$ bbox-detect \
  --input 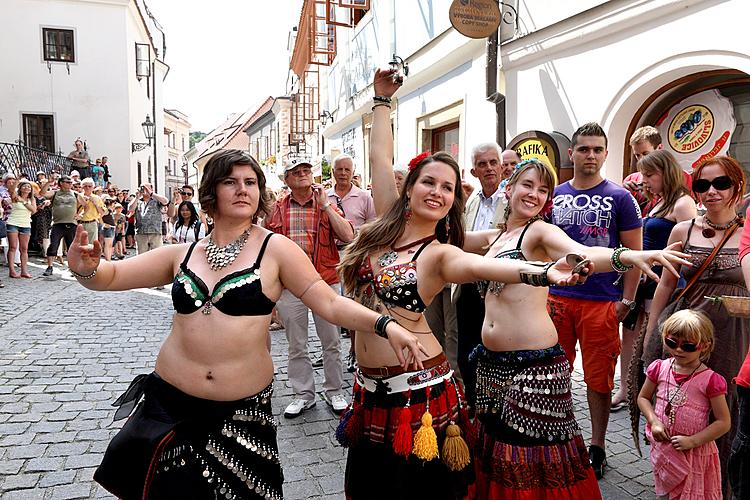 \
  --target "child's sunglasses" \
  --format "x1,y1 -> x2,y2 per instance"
692,175 -> 733,193
664,336 -> 701,352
